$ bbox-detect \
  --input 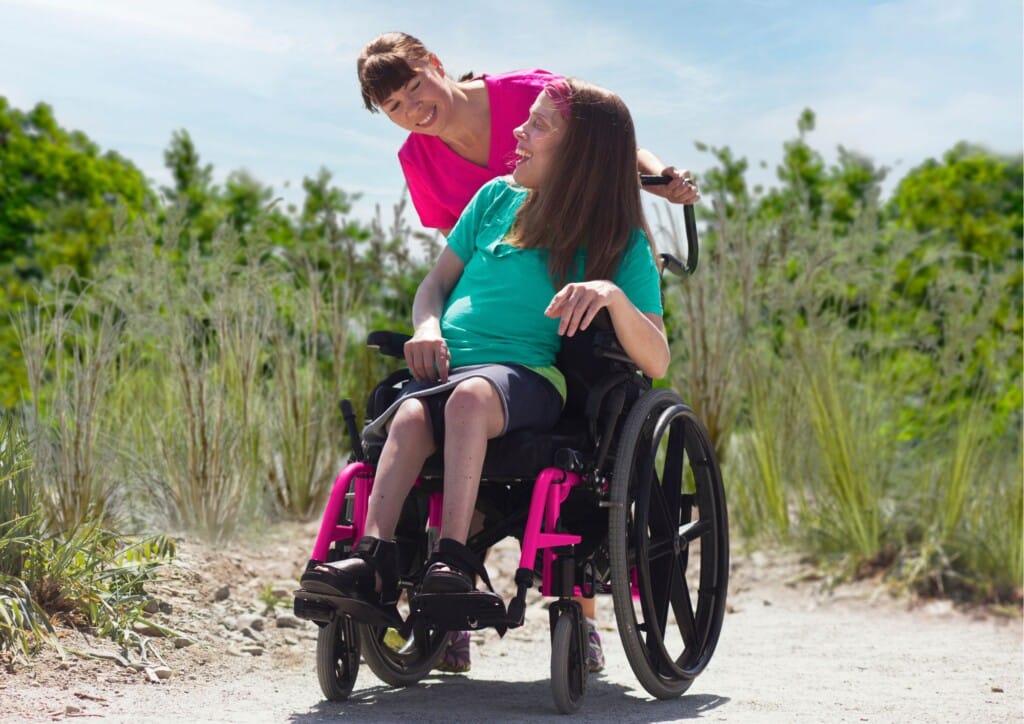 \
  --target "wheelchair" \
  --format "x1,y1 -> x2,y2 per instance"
293,202 -> 729,714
